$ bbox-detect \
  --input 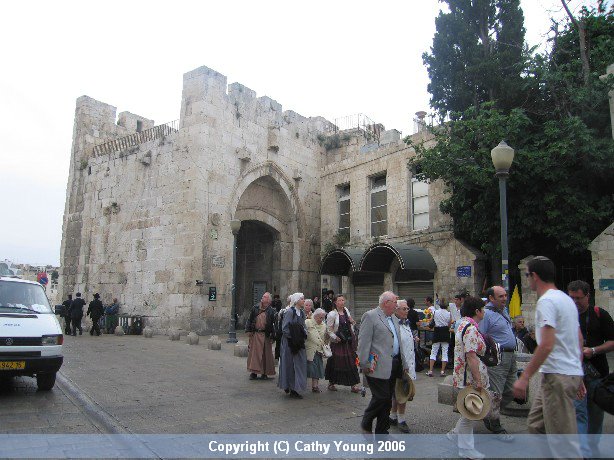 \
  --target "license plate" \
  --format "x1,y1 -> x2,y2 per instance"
0,361 -> 26,370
